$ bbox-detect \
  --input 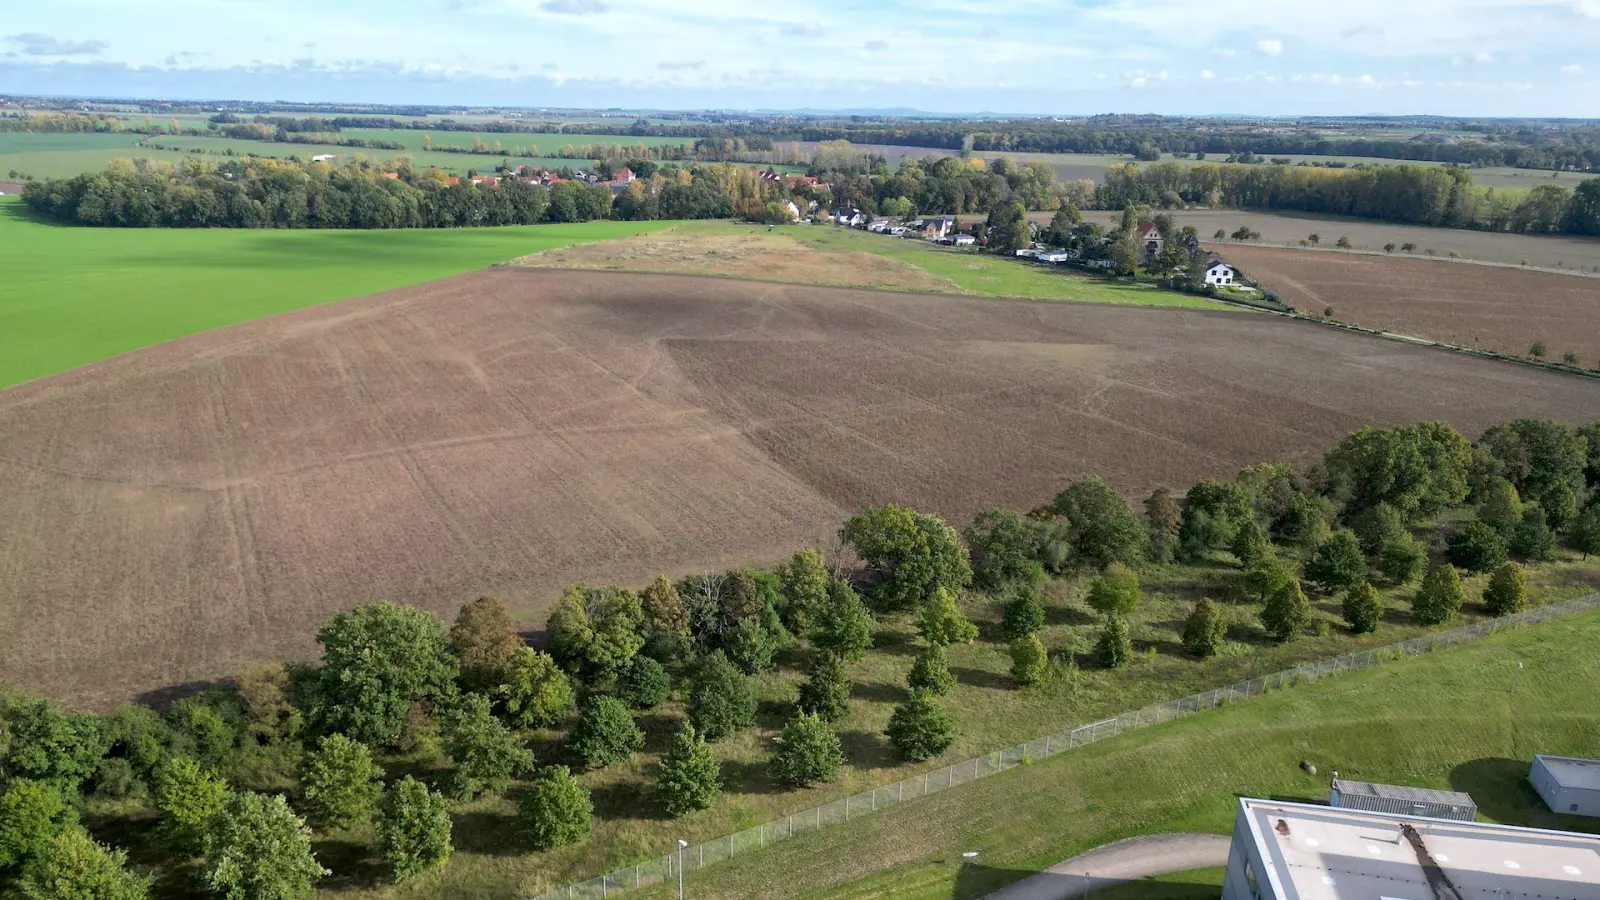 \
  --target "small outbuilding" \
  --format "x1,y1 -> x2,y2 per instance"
1530,755 -> 1600,817
1327,778 -> 1477,822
